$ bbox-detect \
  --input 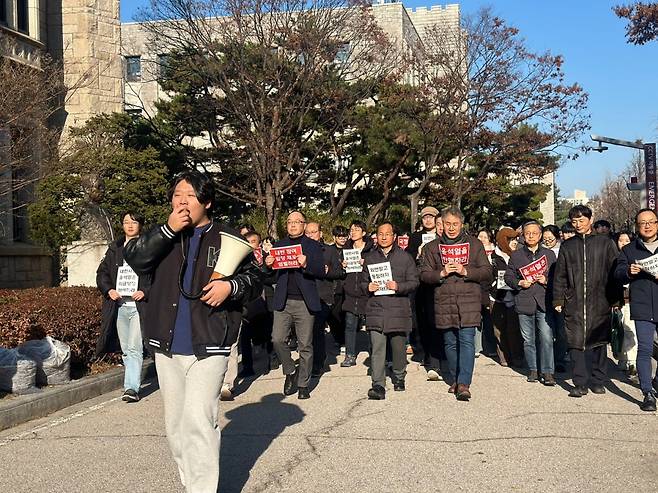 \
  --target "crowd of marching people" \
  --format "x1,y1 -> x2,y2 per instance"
94,171 -> 658,492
